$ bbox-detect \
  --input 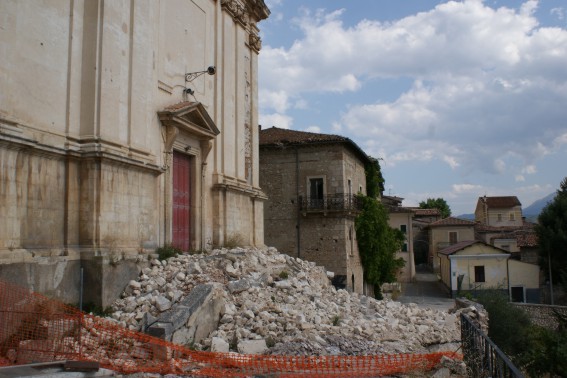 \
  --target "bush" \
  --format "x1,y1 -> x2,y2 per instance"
223,233 -> 244,249
476,291 -> 531,358
155,244 -> 182,261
